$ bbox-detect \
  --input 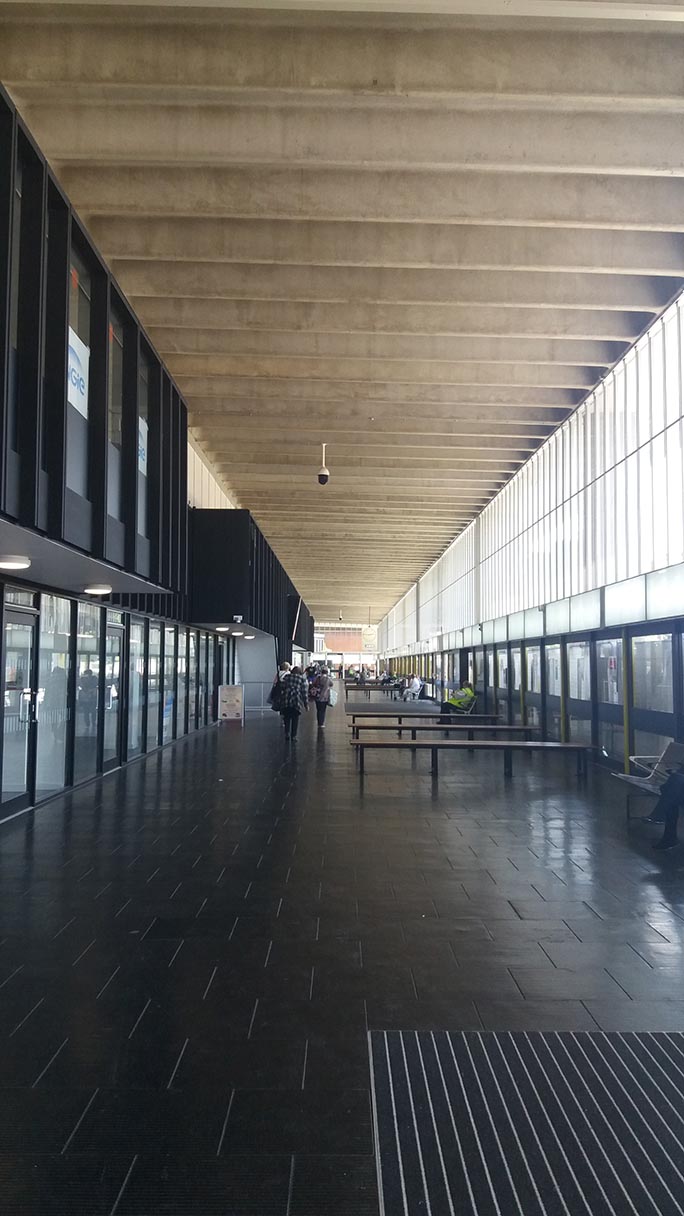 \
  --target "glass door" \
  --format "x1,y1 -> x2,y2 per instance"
103,623 -> 123,771
1,610 -> 38,811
